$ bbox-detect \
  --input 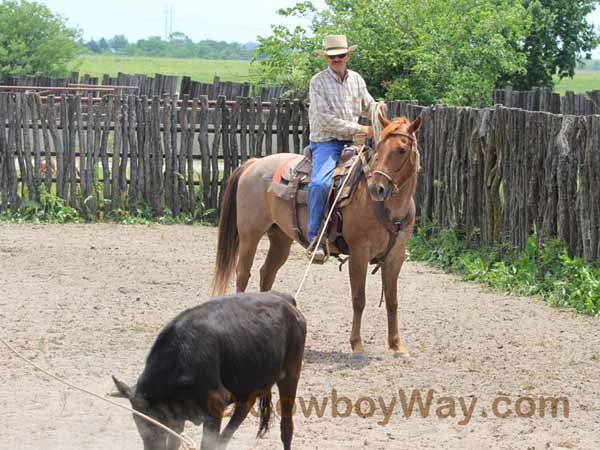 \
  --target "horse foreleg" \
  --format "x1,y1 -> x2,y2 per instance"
381,243 -> 409,357
348,250 -> 369,355
259,226 -> 292,292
